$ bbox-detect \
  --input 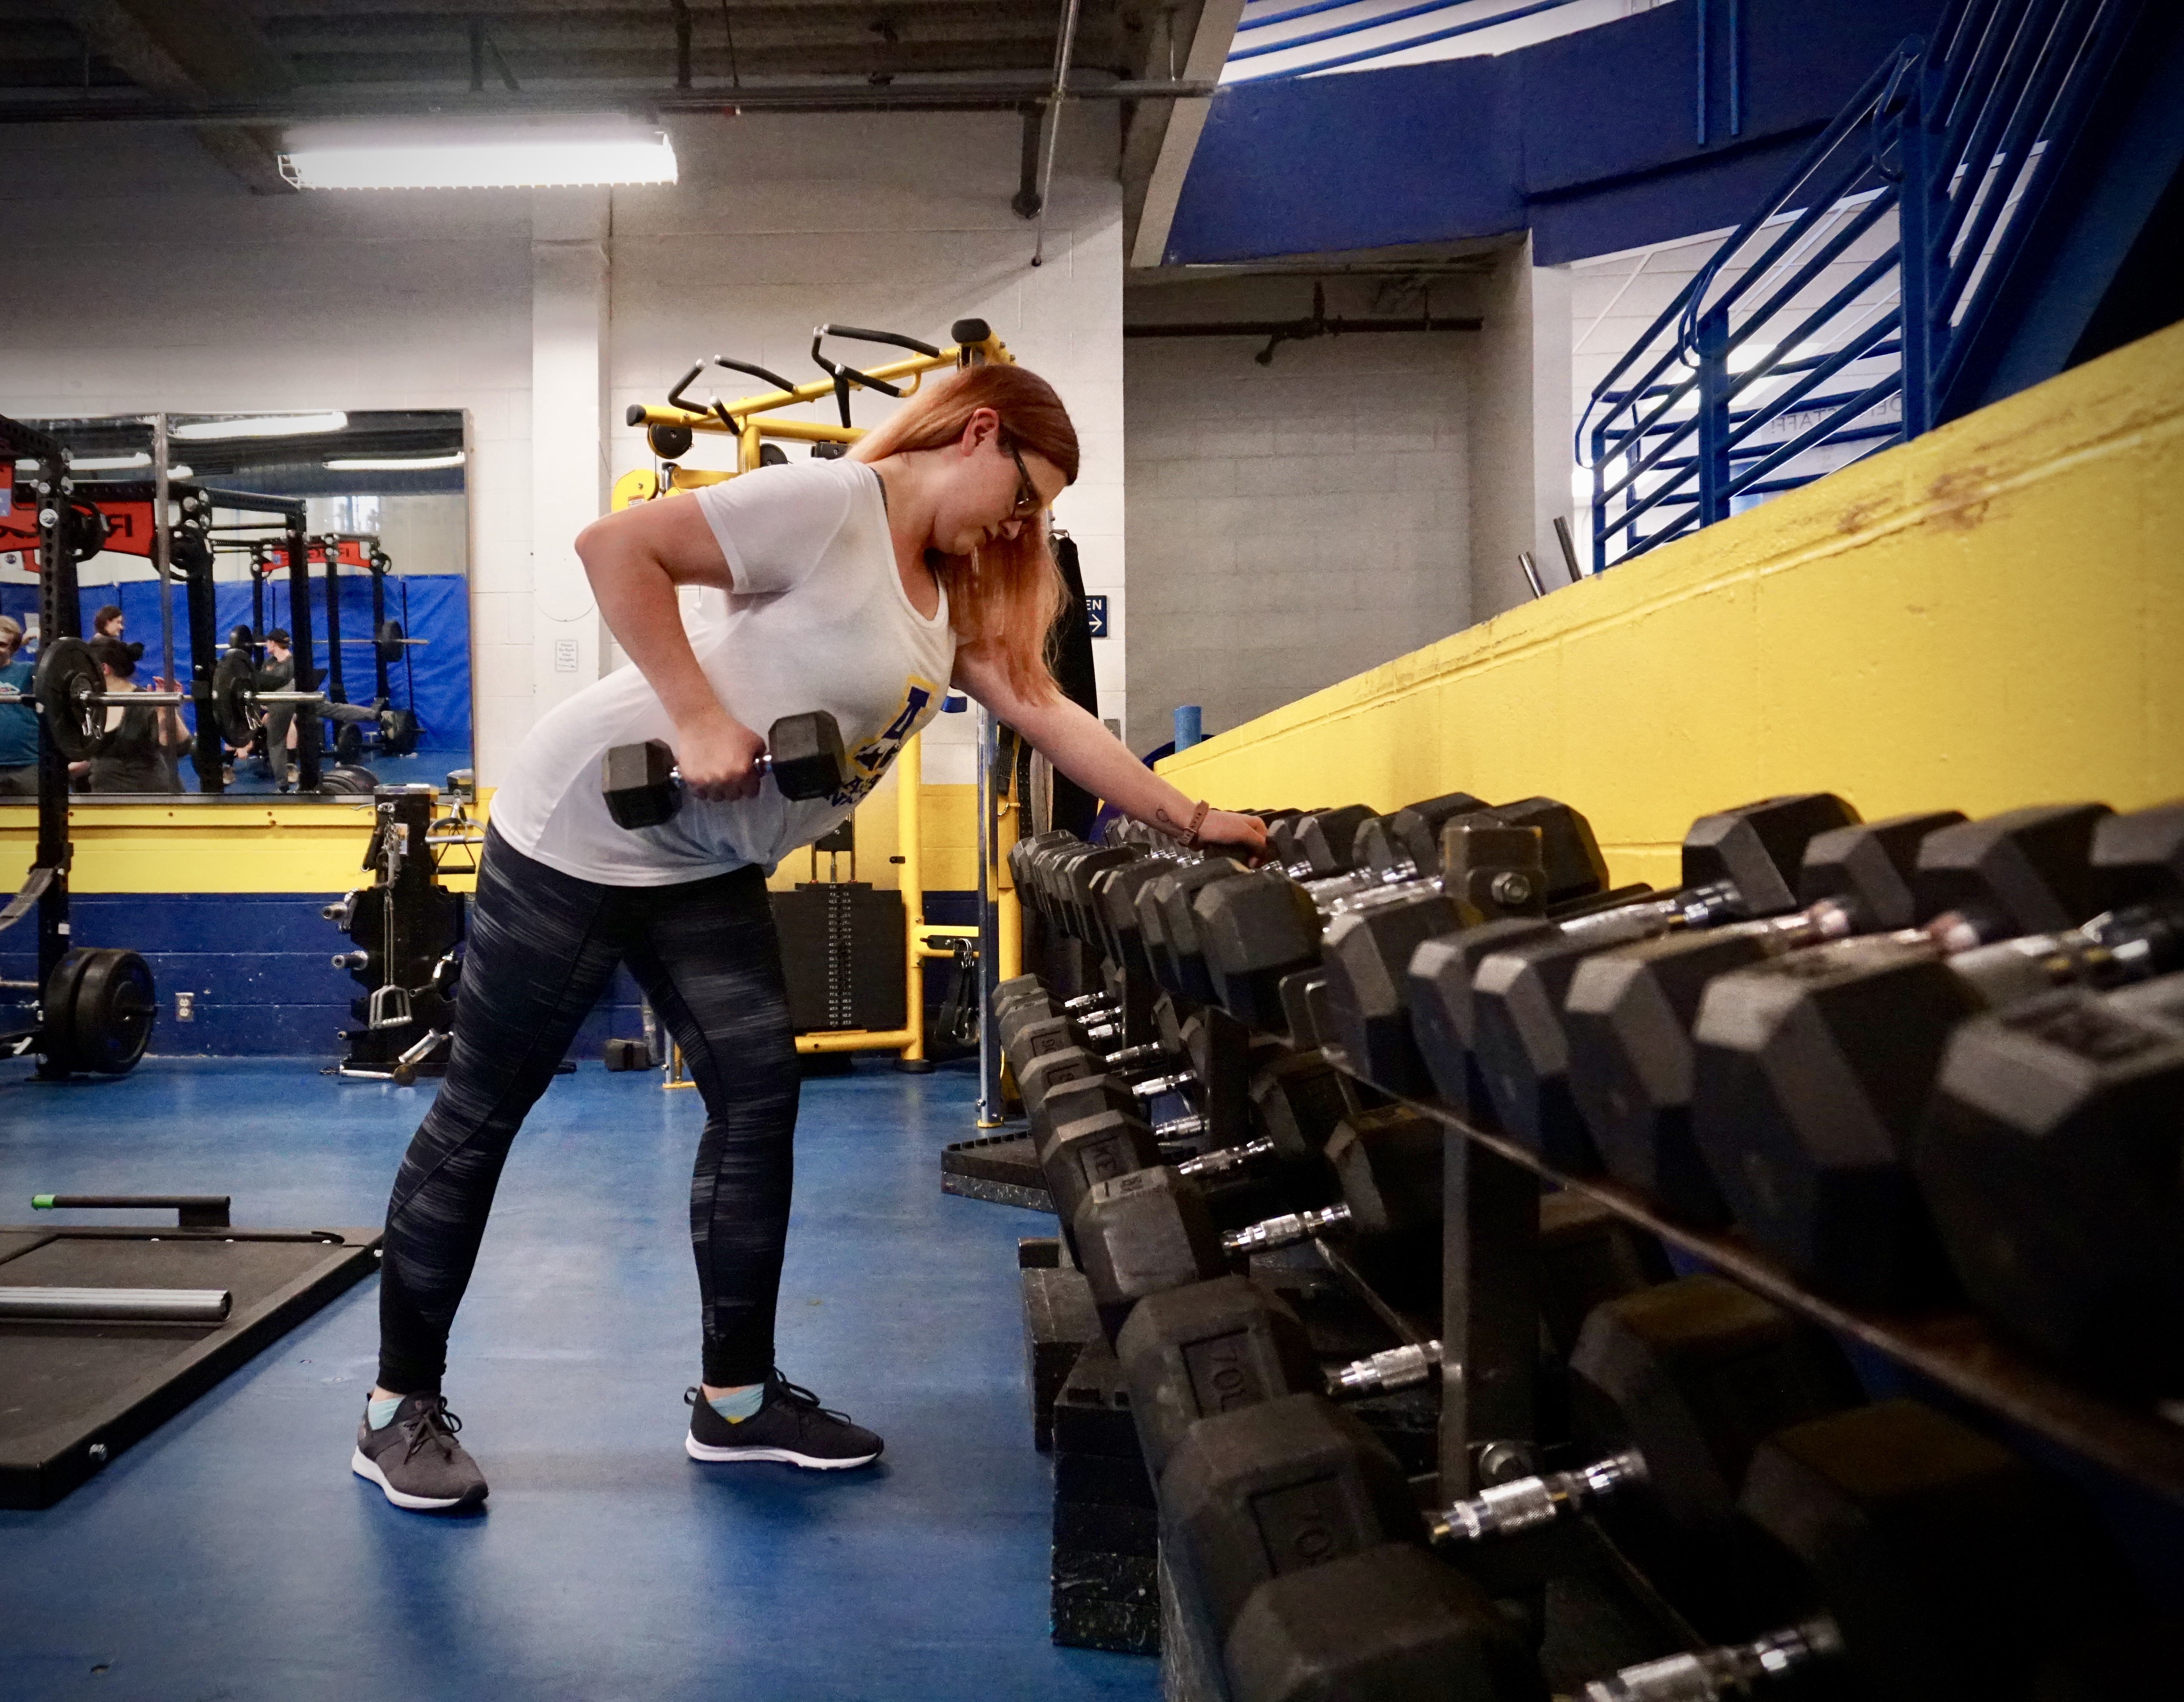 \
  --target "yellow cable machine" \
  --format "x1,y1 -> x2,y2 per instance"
615,320 -> 1024,1072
